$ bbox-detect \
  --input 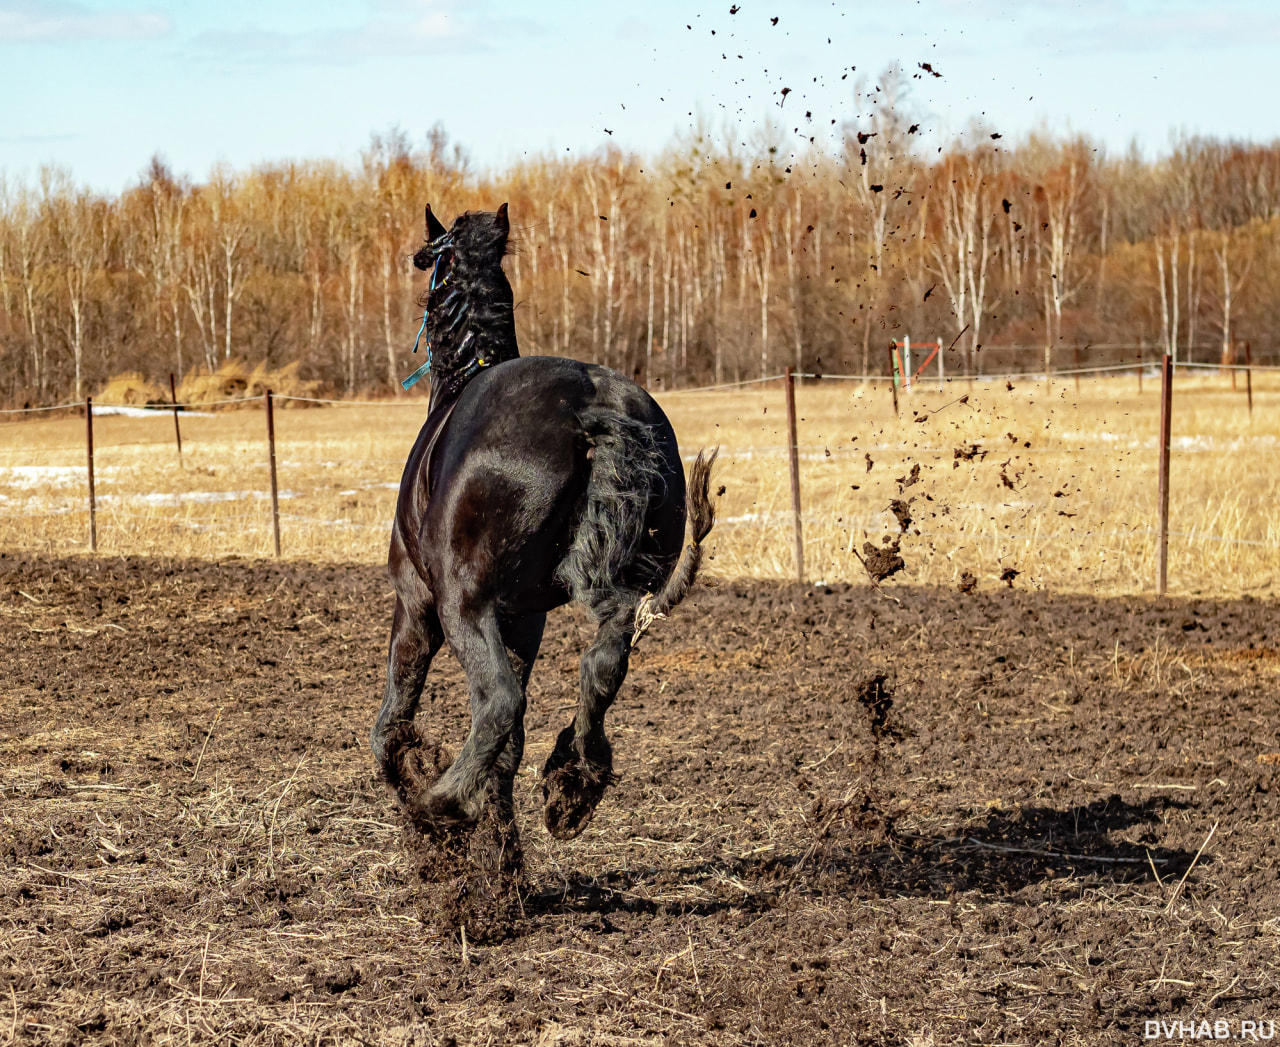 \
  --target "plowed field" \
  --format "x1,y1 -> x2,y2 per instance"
2,553 -> 1278,1045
